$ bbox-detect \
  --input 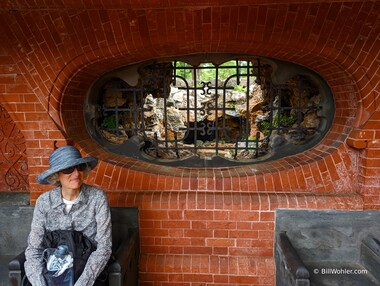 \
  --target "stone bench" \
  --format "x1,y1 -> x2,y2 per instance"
0,205 -> 139,286
275,210 -> 380,286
